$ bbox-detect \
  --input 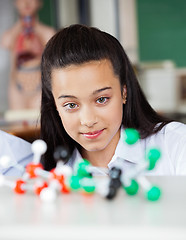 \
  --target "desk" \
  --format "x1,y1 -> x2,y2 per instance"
0,122 -> 40,142
0,176 -> 186,240
0,109 -> 40,142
